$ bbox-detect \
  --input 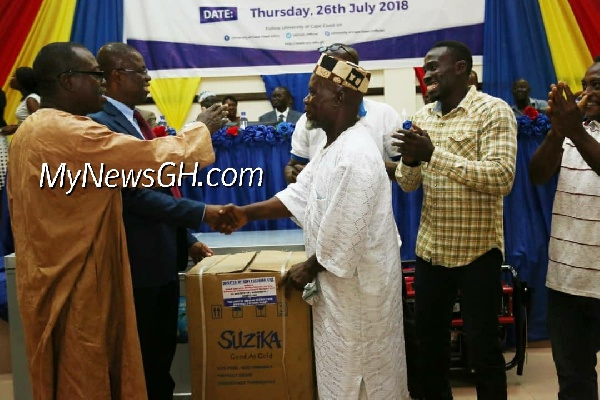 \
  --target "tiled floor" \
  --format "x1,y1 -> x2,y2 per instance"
0,347 -> 598,399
